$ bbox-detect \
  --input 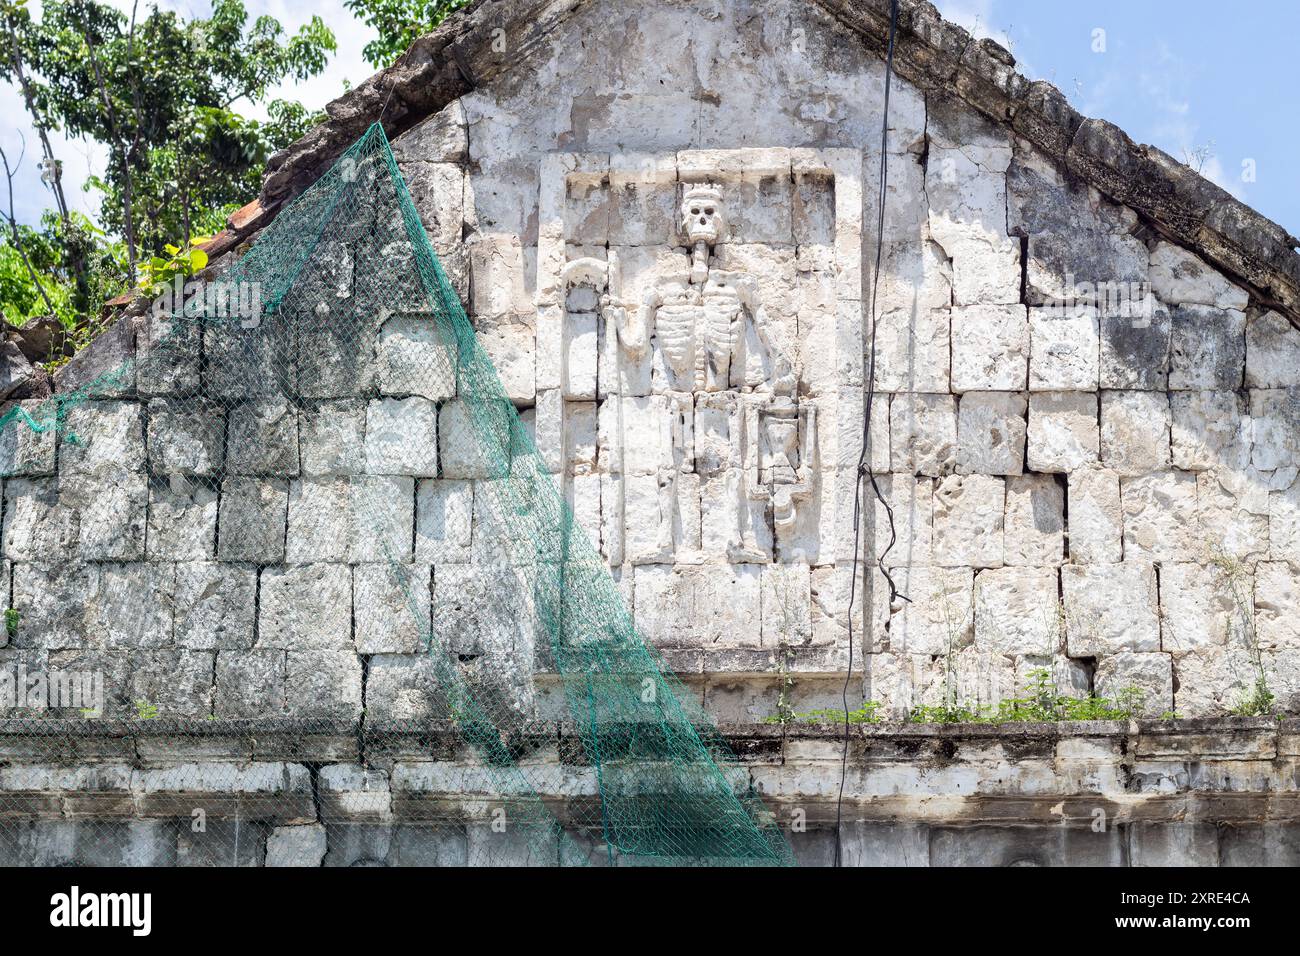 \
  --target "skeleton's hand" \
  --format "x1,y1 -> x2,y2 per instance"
603,295 -> 649,358
773,357 -> 796,396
